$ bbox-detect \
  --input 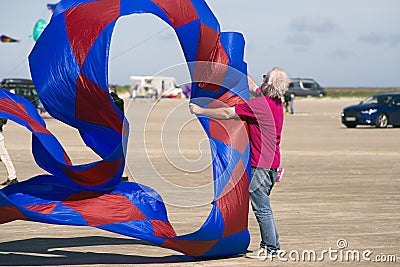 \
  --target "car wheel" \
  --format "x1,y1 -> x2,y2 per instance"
345,124 -> 357,128
375,113 -> 389,128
